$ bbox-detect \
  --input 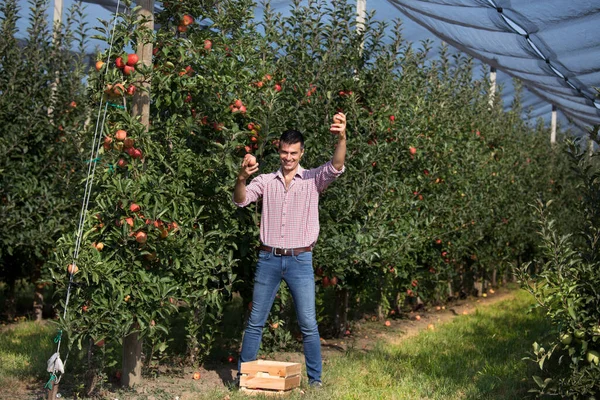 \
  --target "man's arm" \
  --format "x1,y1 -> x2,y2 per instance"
233,155 -> 260,205
330,112 -> 347,171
